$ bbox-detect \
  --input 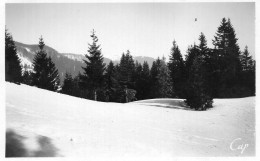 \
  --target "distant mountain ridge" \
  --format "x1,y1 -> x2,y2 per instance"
15,41 -> 155,82
15,41 -> 113,81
